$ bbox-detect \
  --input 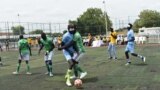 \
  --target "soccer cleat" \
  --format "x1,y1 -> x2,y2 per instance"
66,79 -> 72,87
70,75 -> 76,79
13,71 -> 19,75
49,72 -> 53,77
125,62 -> 131,66
80,72 -> 87,79
142,57 -> 146,62
26,72 -> 32,75
45,72 -> 49,75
